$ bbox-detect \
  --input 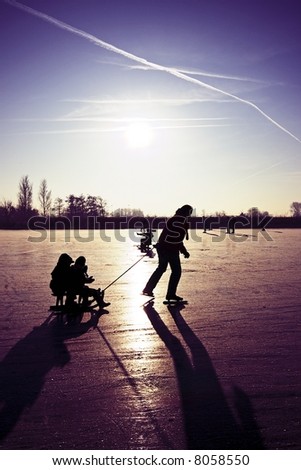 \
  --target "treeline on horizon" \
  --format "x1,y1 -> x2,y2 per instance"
1,175 -> 301,229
